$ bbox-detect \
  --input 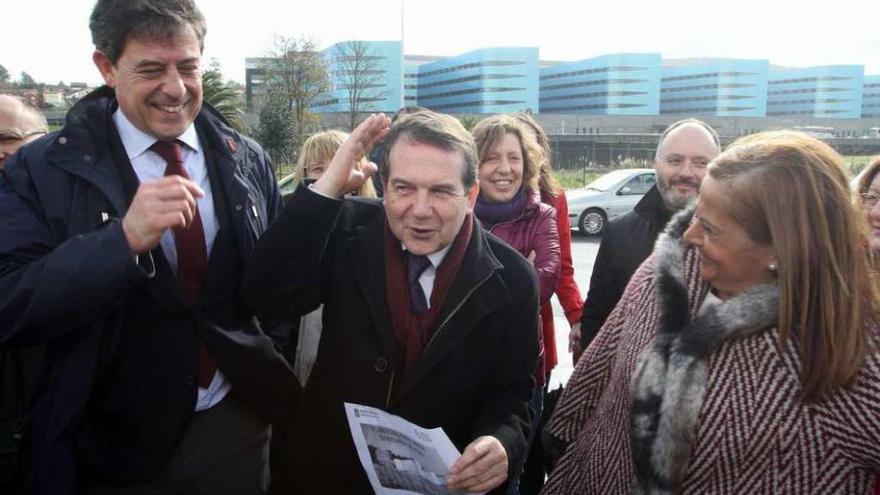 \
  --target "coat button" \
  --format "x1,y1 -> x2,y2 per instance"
58,136 -> 68,145
83,154 -> 92,162
185,376 -> 195,386
374,357 -> 388,373
235,204 -> 243,211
